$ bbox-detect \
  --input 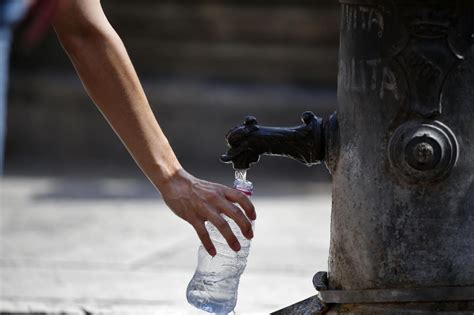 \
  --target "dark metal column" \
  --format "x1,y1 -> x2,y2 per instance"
323,0 -> 474,313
